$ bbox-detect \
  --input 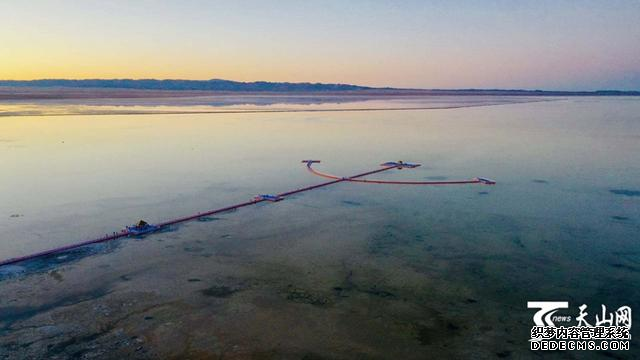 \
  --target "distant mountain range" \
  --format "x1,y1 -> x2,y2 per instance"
0,79 -> 370,92
0,79 -> 638,95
